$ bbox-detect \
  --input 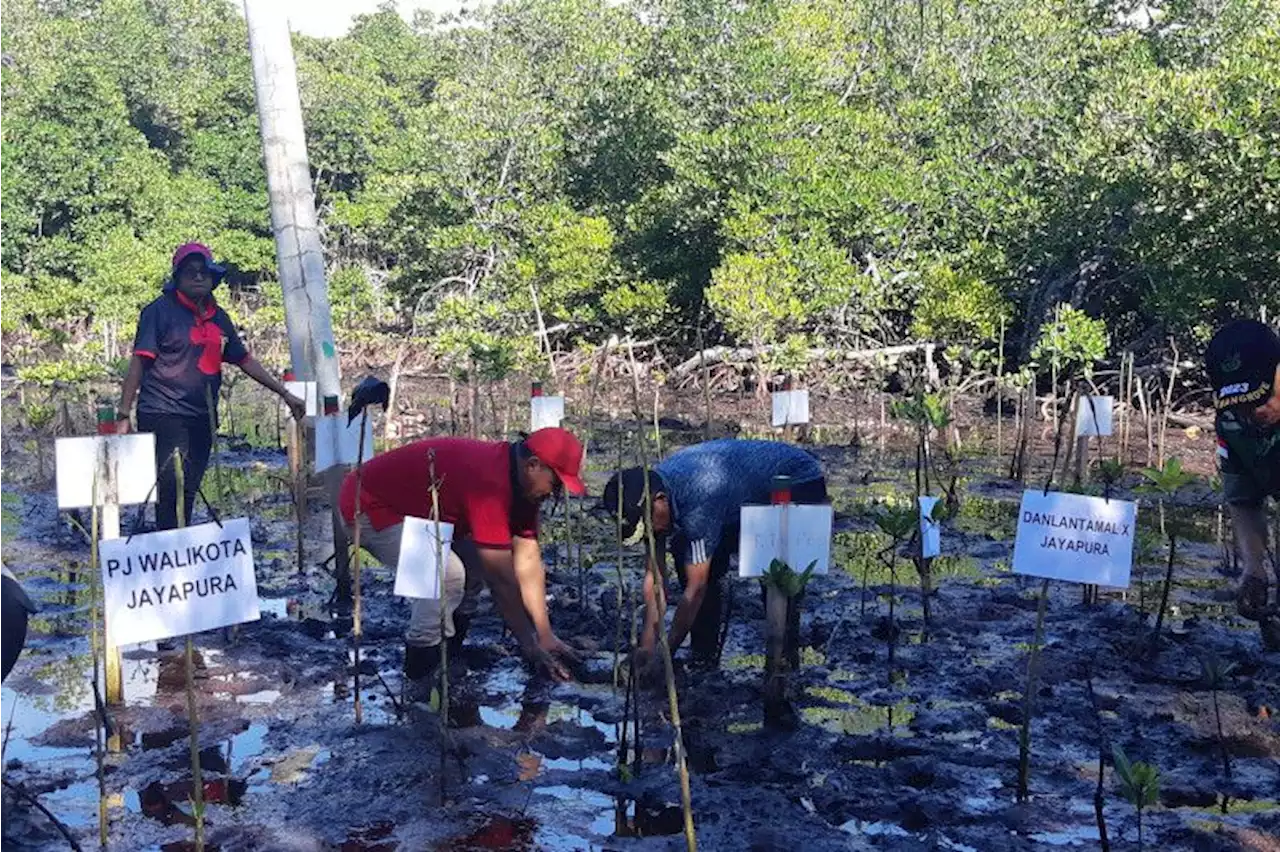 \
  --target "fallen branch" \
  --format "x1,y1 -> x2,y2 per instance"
670,343 -> 934,379
2,779 -> 85,851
